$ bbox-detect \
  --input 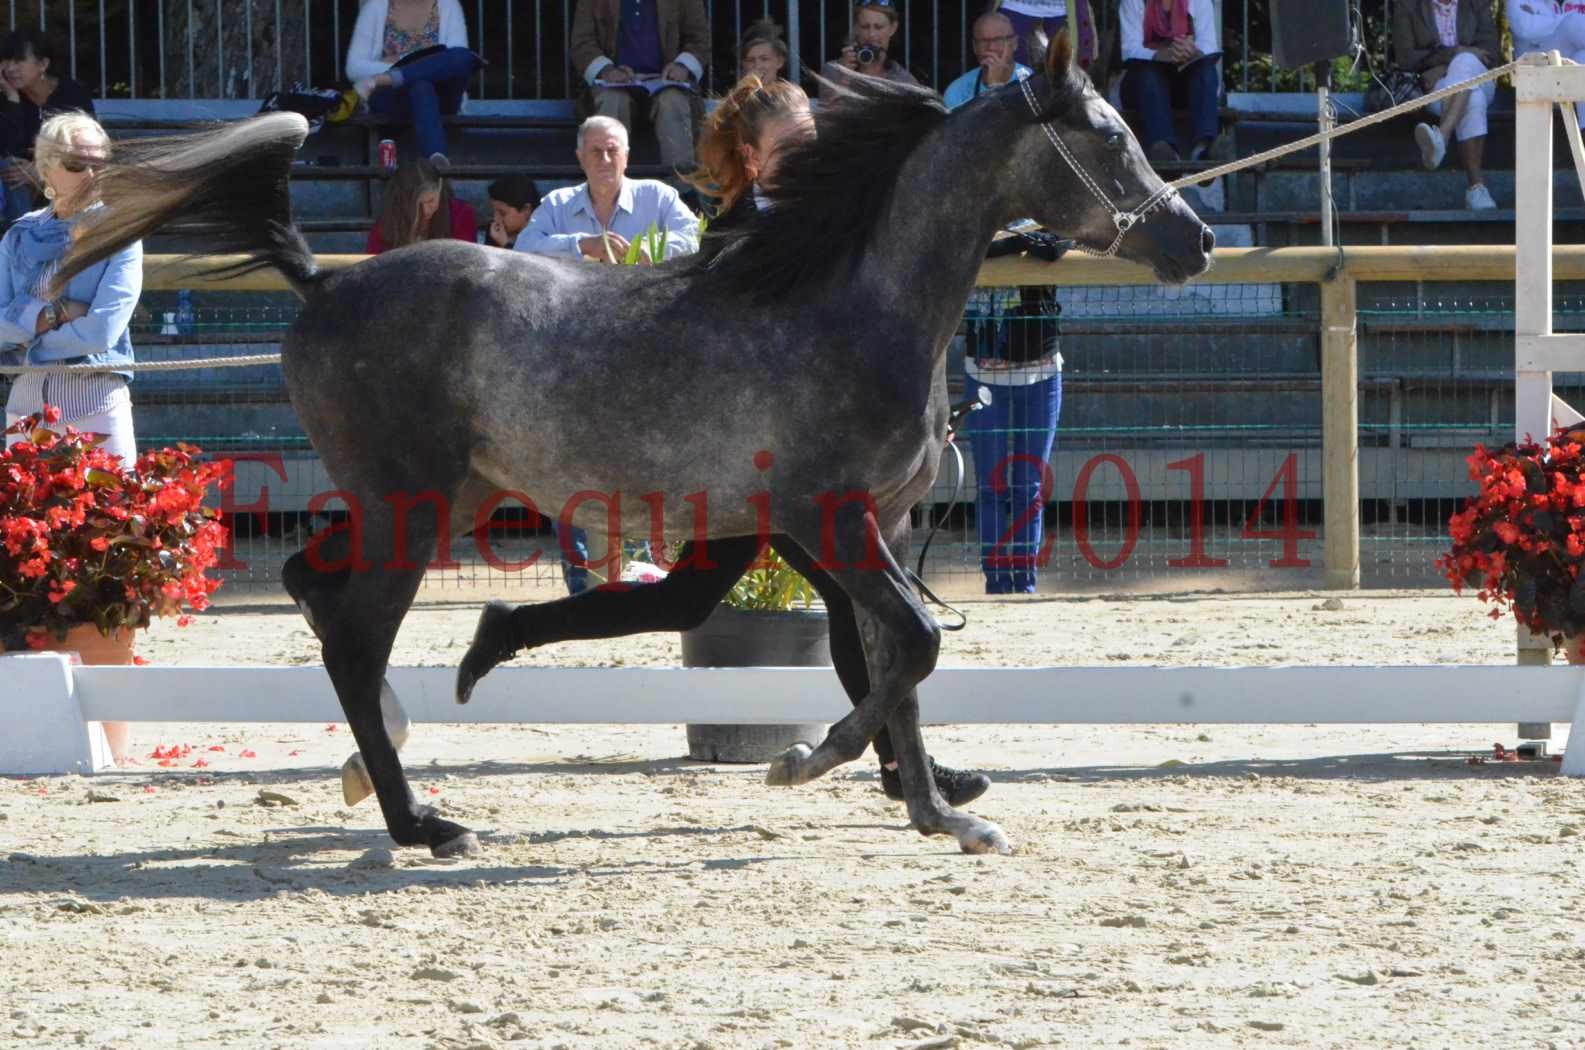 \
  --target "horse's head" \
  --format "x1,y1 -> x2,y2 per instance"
1005,31 -> 1213,283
